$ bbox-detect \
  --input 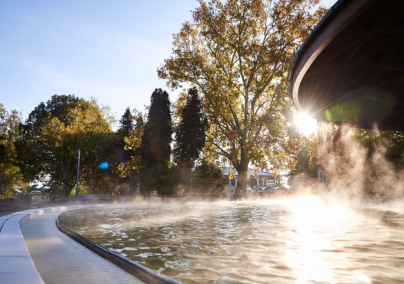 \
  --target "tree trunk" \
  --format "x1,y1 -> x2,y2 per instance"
63,182 -> 73,197
233,137 -> 249,200
234,169 -> 247,200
